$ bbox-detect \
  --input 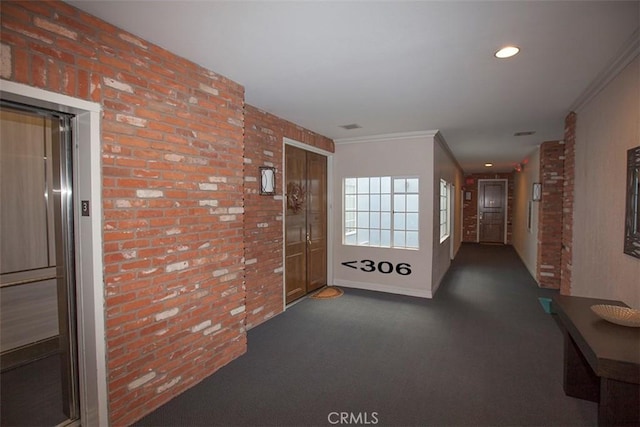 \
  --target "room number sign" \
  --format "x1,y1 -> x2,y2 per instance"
341,260 -> 412,276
